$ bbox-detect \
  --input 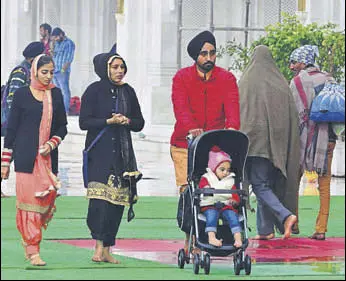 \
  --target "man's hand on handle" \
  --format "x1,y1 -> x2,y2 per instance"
188,128 -> 204,137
